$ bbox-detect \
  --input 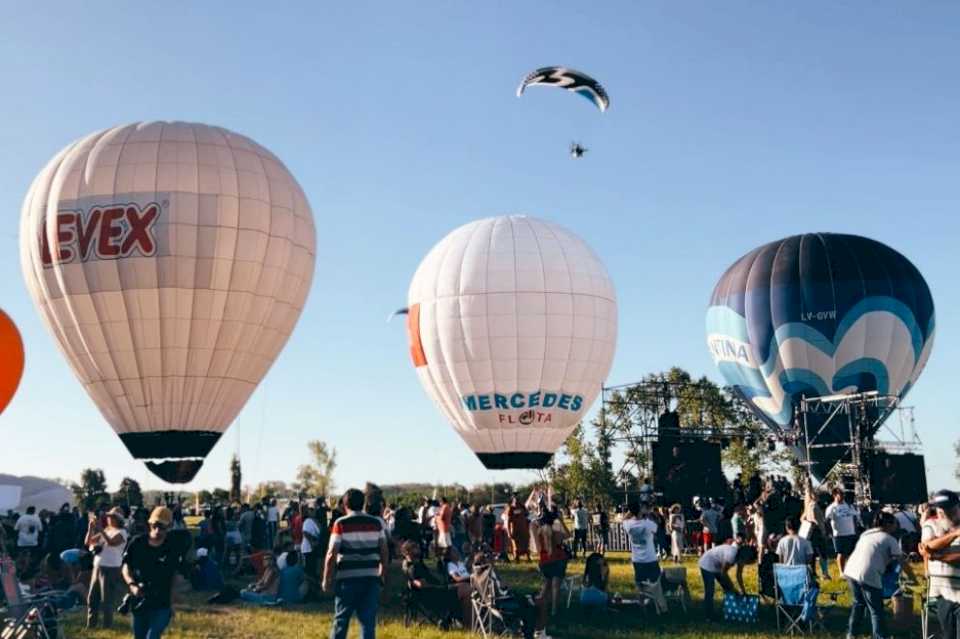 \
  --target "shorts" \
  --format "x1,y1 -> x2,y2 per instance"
632,561 -> 661,585
437,532 -> 453,548
834,535 -> 856,557
540,560 -> 567,580
598,528 -> 610,544
702,530 -> 714,546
